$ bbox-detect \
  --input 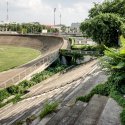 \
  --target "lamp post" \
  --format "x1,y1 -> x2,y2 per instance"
60,13 -> 61,26
54,8 -> 56,26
